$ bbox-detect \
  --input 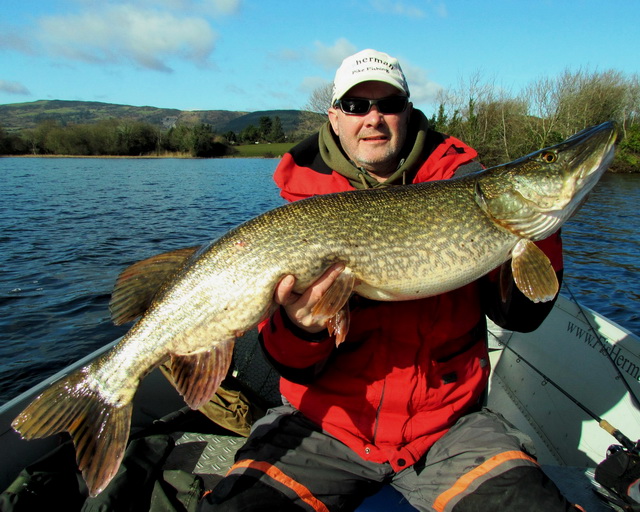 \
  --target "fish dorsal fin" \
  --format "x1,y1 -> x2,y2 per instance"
169,339 -> 235,409
110,246 -> 201,325
311,268 -> 356,345
511,239 -> 559,303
